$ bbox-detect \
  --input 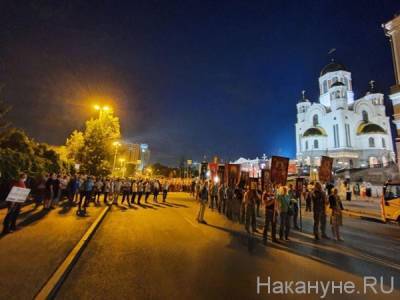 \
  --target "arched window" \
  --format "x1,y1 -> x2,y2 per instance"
382,138 -> 386,148
305,140 -> 309,150
369,137 -> 375,148
362,110 -> 369,122
314,140 -> 318,149
313,114 -> 318,126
